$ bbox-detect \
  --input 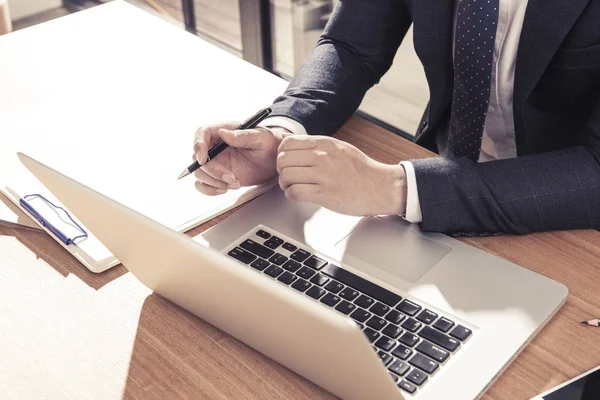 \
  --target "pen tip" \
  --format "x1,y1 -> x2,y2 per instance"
177,169 -> 190,180
581,321 -> 589,324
